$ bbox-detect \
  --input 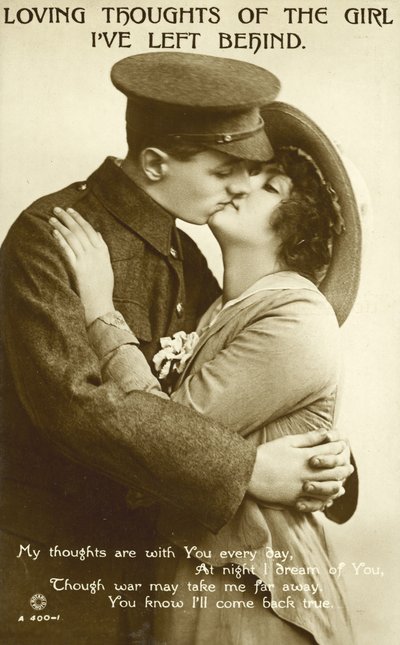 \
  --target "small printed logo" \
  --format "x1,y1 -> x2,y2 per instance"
30,594 -> 47,611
